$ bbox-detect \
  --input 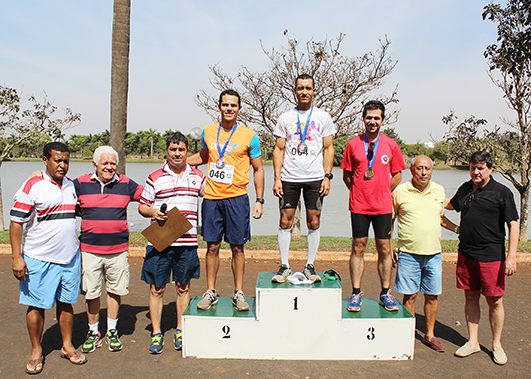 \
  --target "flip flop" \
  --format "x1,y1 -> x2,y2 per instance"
25,356 -> 44,375
60,349 -> 87,365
